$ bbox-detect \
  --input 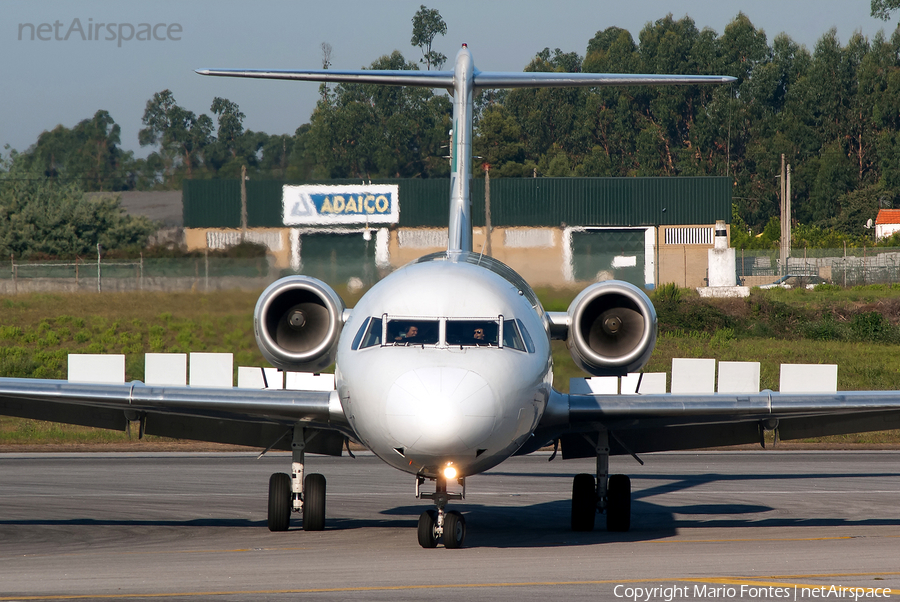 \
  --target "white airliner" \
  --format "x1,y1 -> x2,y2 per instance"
3,46 -> 900,549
